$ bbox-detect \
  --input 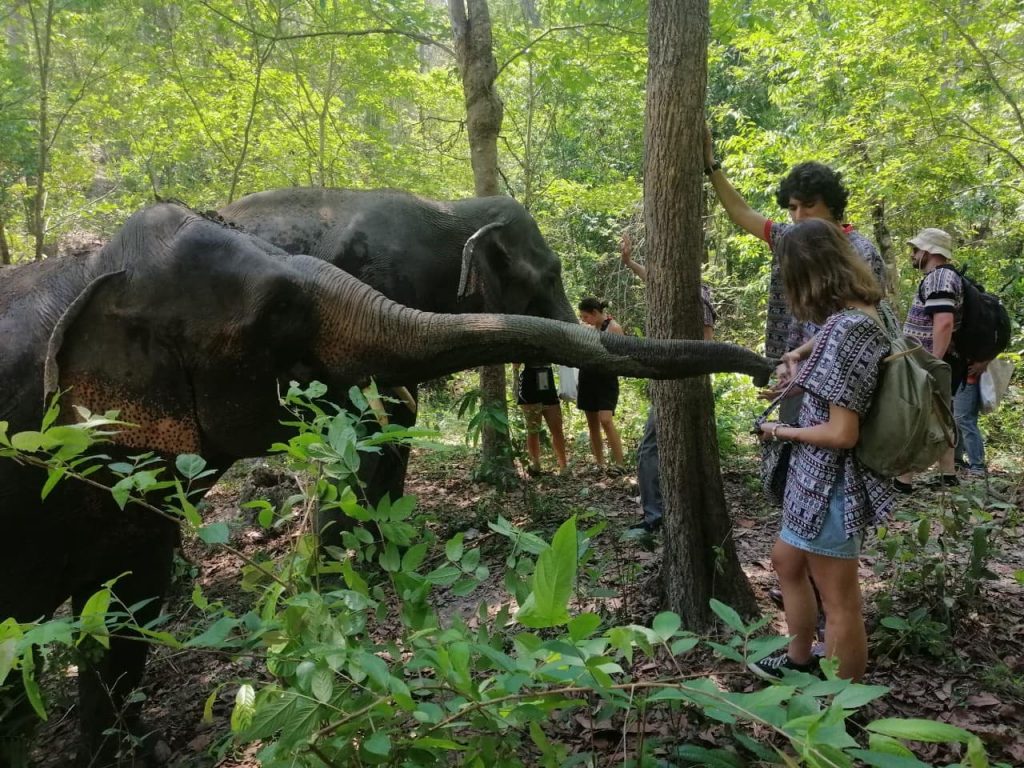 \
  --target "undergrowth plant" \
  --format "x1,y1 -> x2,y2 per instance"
871,484 -> 1013,658
0,385 -> 1006,767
